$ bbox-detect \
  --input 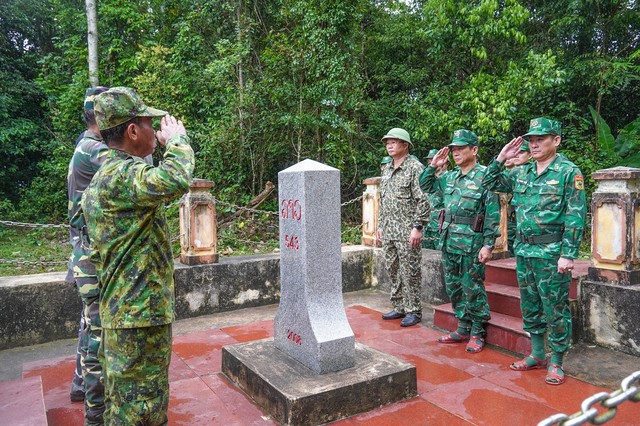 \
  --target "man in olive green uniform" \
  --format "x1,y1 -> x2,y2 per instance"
483,118 -> 586,385
67,86 -> 109,423
82,87 -> 194,423
420,130 -> 500,353
377,128 -> 430,327
504,141 -> 531,255
422,149 -> 446,249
